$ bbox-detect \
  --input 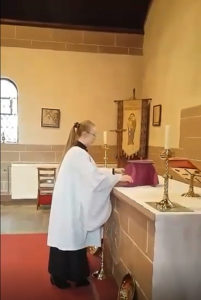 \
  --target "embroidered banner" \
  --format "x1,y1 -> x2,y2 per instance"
122,100 -> 142,157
